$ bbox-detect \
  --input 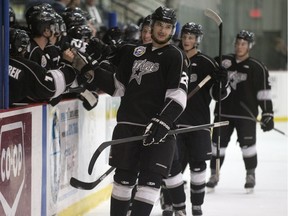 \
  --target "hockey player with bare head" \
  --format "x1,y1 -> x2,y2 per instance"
88,6 -> 189,216
206,30 -> 274,193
